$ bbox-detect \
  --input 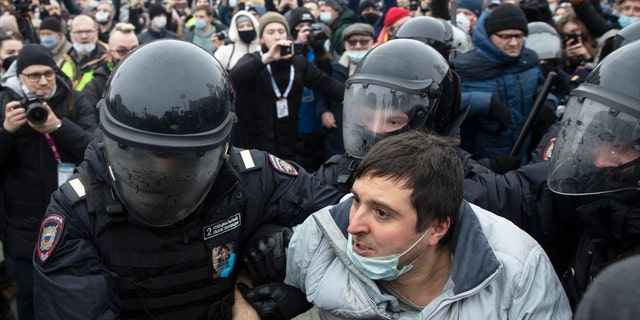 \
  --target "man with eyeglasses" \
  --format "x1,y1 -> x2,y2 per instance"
453,3 -> 556,169
60,14 -> 109,91
0,44 -> 97,320
317,22 -> 375,157
82,22 -> 139,110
